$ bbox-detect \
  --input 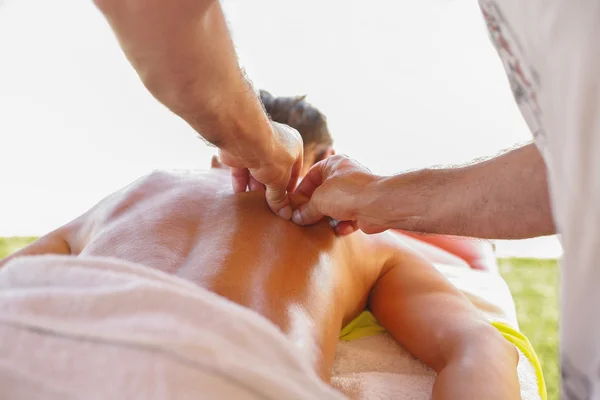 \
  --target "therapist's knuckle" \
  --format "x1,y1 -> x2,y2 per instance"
267,191 -> 286,206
